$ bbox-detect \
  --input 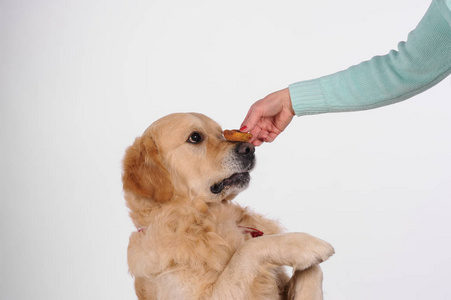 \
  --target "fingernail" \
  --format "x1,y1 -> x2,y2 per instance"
240,126 -> 247,132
